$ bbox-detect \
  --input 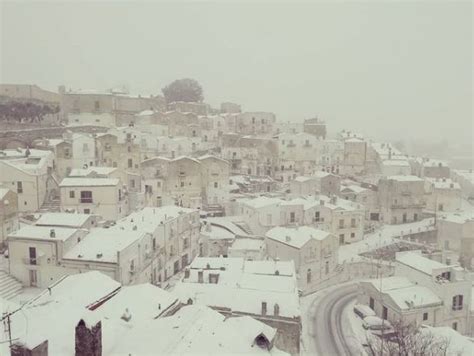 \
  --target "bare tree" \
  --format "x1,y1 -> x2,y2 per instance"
365,320 -> 450,356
